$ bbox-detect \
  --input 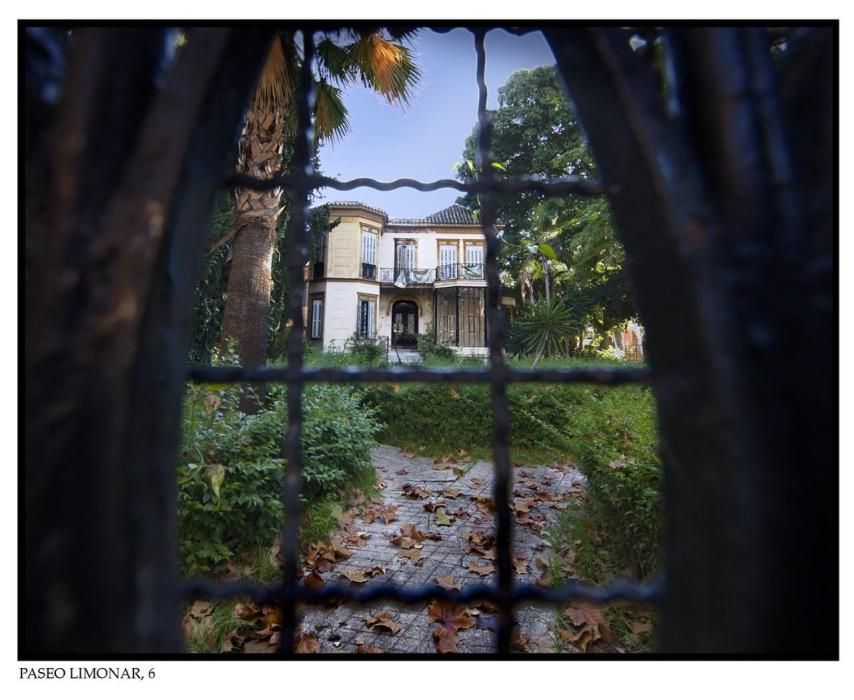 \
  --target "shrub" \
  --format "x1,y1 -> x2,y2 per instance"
563,386 -> 662,580
301,384 -> 381,499
360,381 -> 583,460
343,333 -> 388,366
177,382 -> 381,576
416,330 -> 456,361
